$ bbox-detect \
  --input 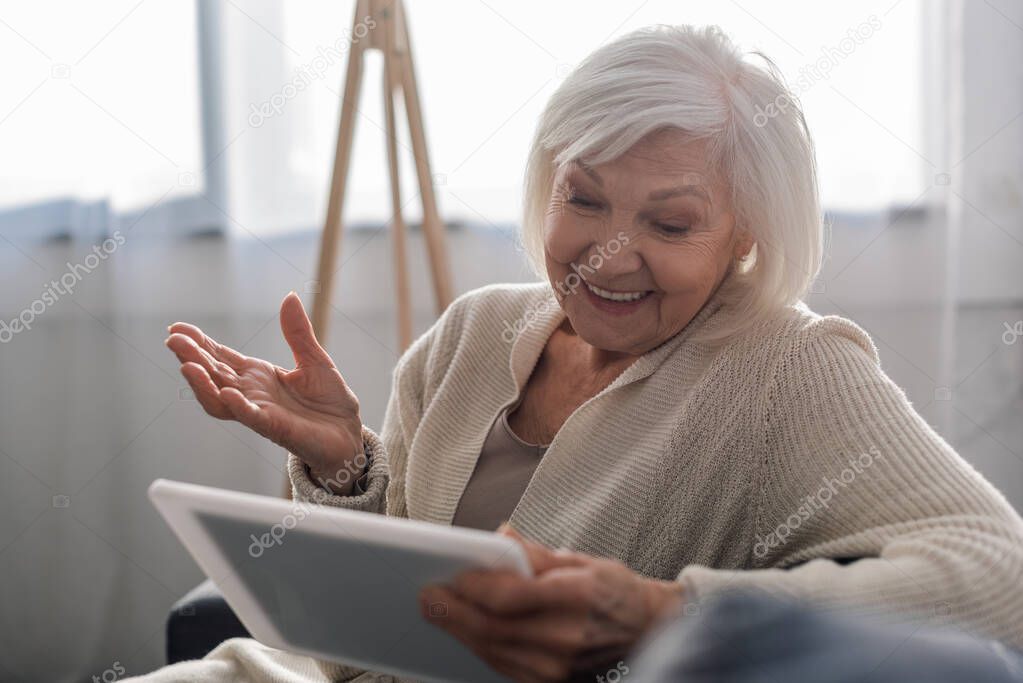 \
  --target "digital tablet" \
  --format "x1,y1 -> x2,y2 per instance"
149,478 -> 531,683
